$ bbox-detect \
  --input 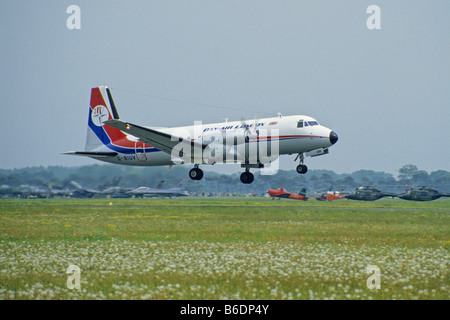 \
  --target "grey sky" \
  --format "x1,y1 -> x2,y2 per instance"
1,1 -> 449,176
